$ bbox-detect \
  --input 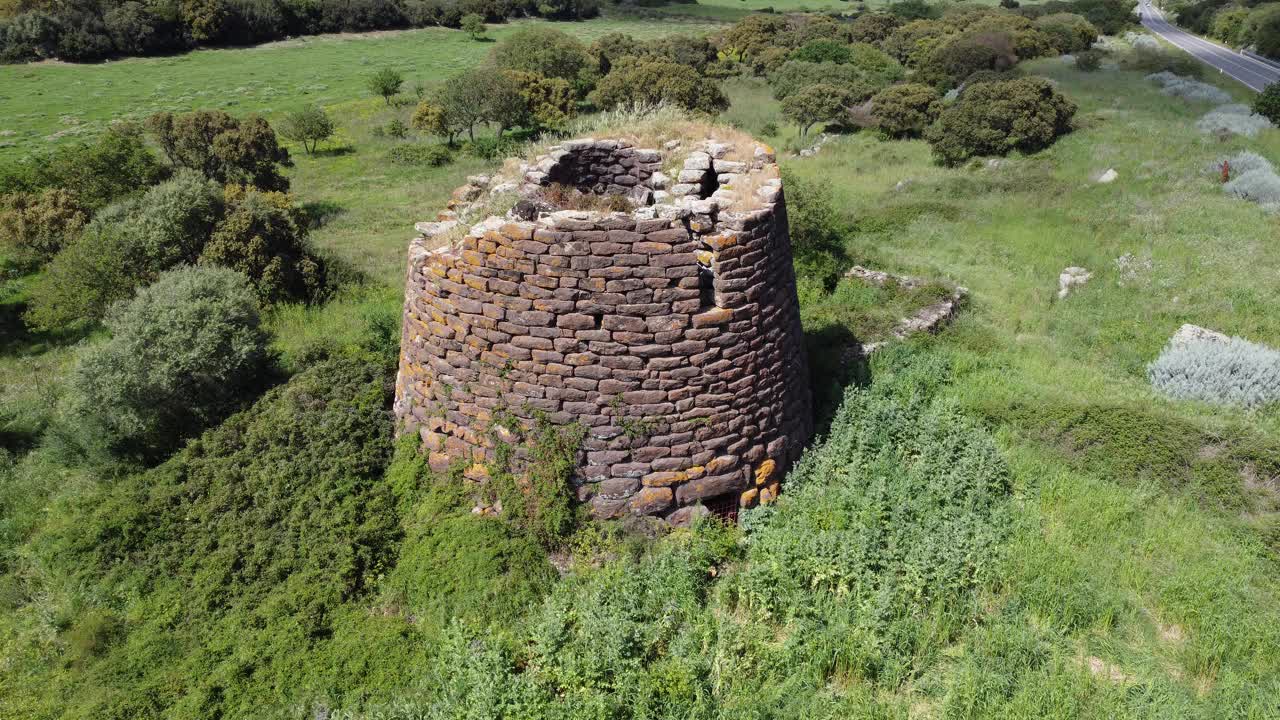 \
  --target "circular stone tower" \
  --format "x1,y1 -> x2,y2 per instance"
395,133 -> 812,524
